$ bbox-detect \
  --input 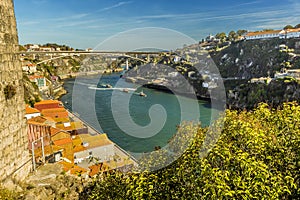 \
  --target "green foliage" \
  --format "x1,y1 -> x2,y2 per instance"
295,24 -> 300,29
237,29 -> 247,36
228,30 -> 238,41
215,32 -> 227,42
3,85 -> 16,100
80,103 -> 300,199
0,187 -> 19,200
284,25 -> 294,30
